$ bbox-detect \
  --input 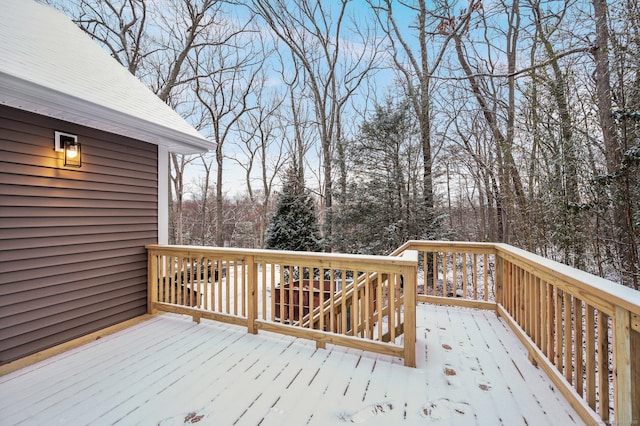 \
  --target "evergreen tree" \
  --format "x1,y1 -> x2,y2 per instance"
337,96 -> 442,255
265,164 -> 321,252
